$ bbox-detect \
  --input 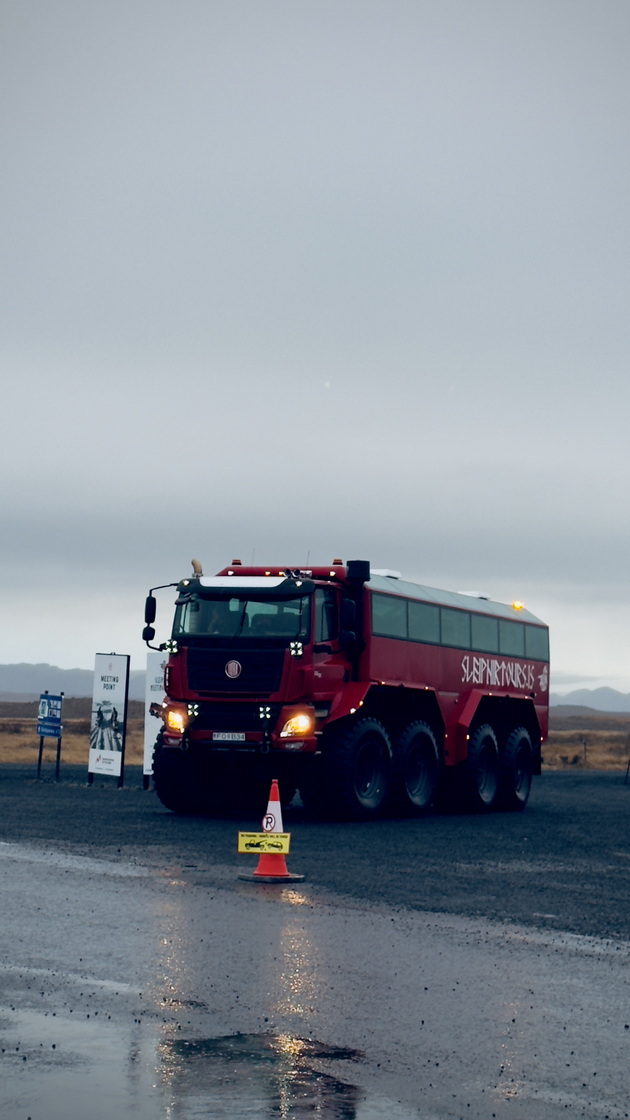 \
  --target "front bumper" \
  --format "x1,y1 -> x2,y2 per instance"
160,699 -> 318,753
